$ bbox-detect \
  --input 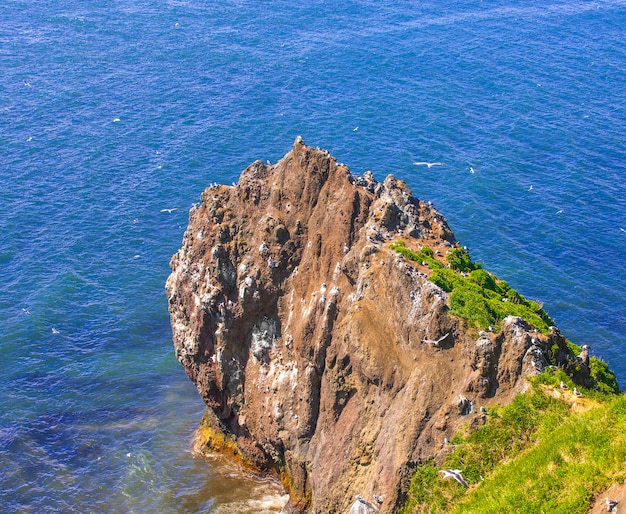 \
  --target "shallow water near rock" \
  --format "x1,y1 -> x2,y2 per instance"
2,1 -> 625,511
